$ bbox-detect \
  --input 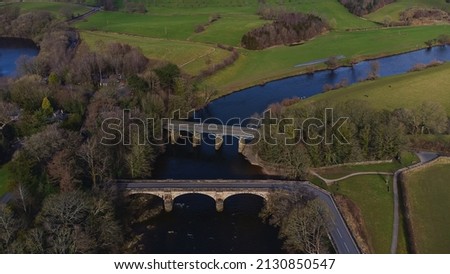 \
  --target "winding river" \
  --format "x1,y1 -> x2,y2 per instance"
2,38 -> 449,253
148,45 -> 450,253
